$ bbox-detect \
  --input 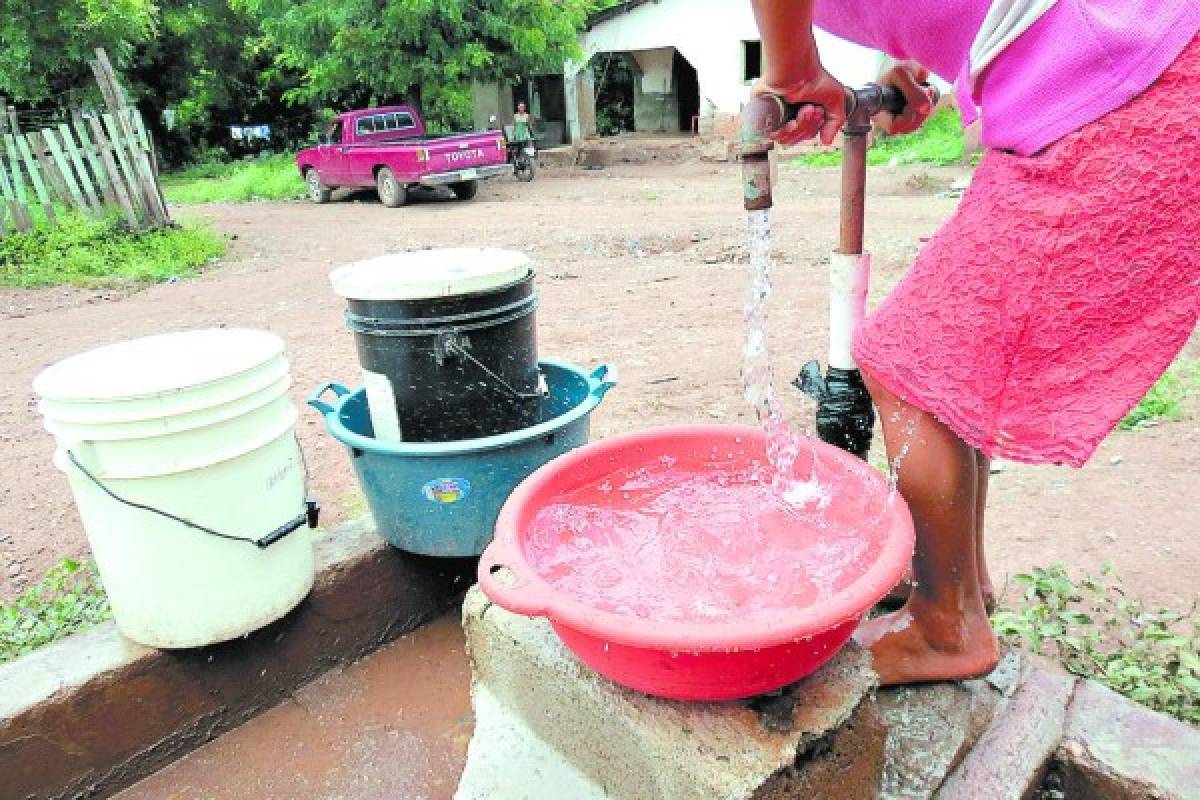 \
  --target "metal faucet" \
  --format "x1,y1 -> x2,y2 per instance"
739,84 -> 922,214
738,83 -> 939,458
